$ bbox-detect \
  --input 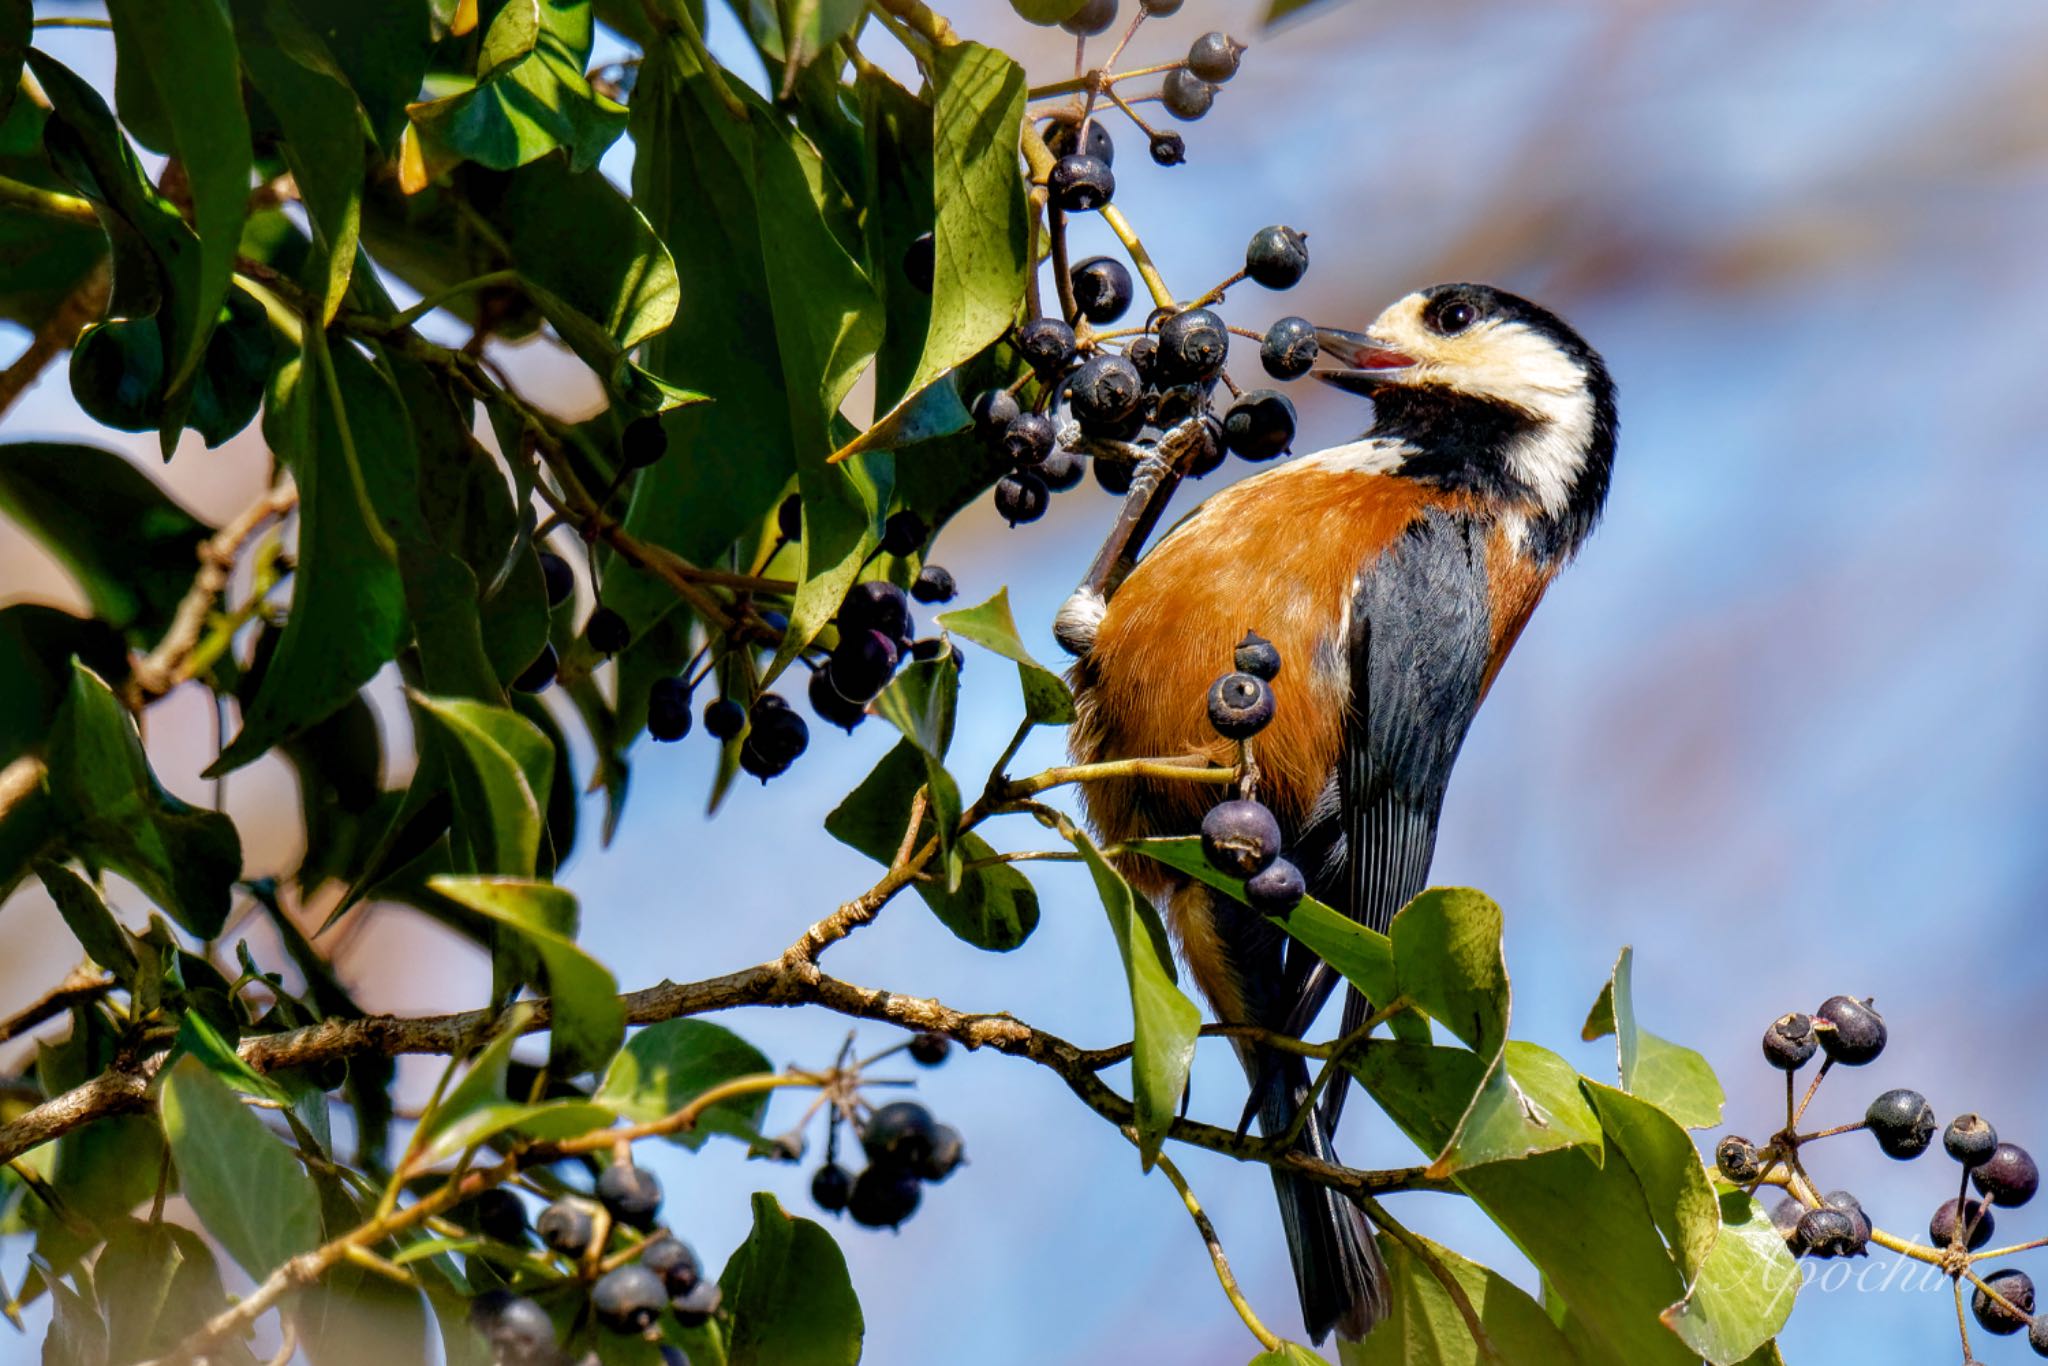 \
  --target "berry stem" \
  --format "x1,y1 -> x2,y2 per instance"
1965,1268 -> 2031,1325
1793,1118 -> 1868,1143
1186,269 -> 1249,311
1027,60 -> 1188,100
1970,1235 -> 2048,1261
1100,10 -> 1147,72
1791,1056 -> 1832,1126
1954,1278 -> 1975,1362
1149,1148 -> 1284,1354
1099,205 -> 1176,311
1099,82 -> 1165,139
1000,755 -> 1238,800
